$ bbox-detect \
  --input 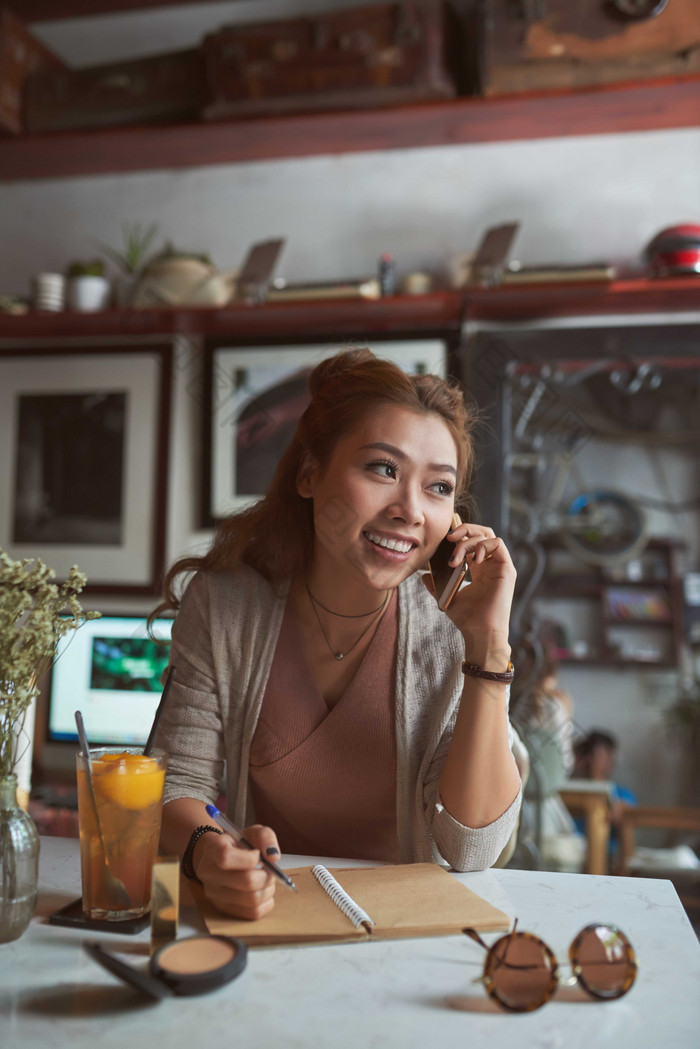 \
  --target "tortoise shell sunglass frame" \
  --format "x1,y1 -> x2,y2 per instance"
462,920 -> 638,1014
